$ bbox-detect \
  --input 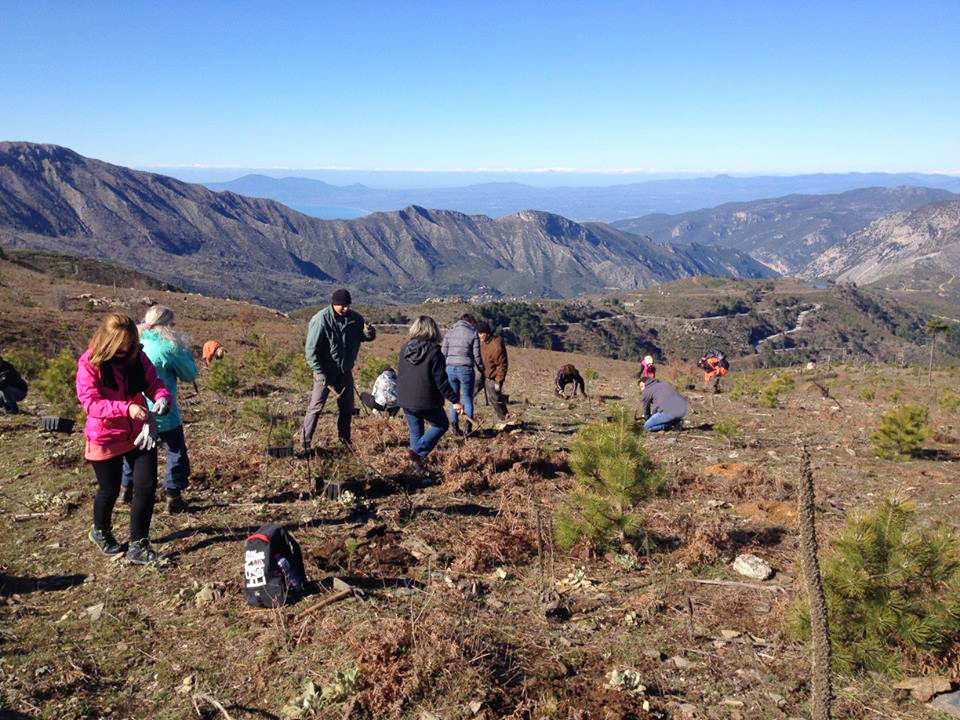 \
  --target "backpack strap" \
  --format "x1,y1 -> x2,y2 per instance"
247,533 -> 271,544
